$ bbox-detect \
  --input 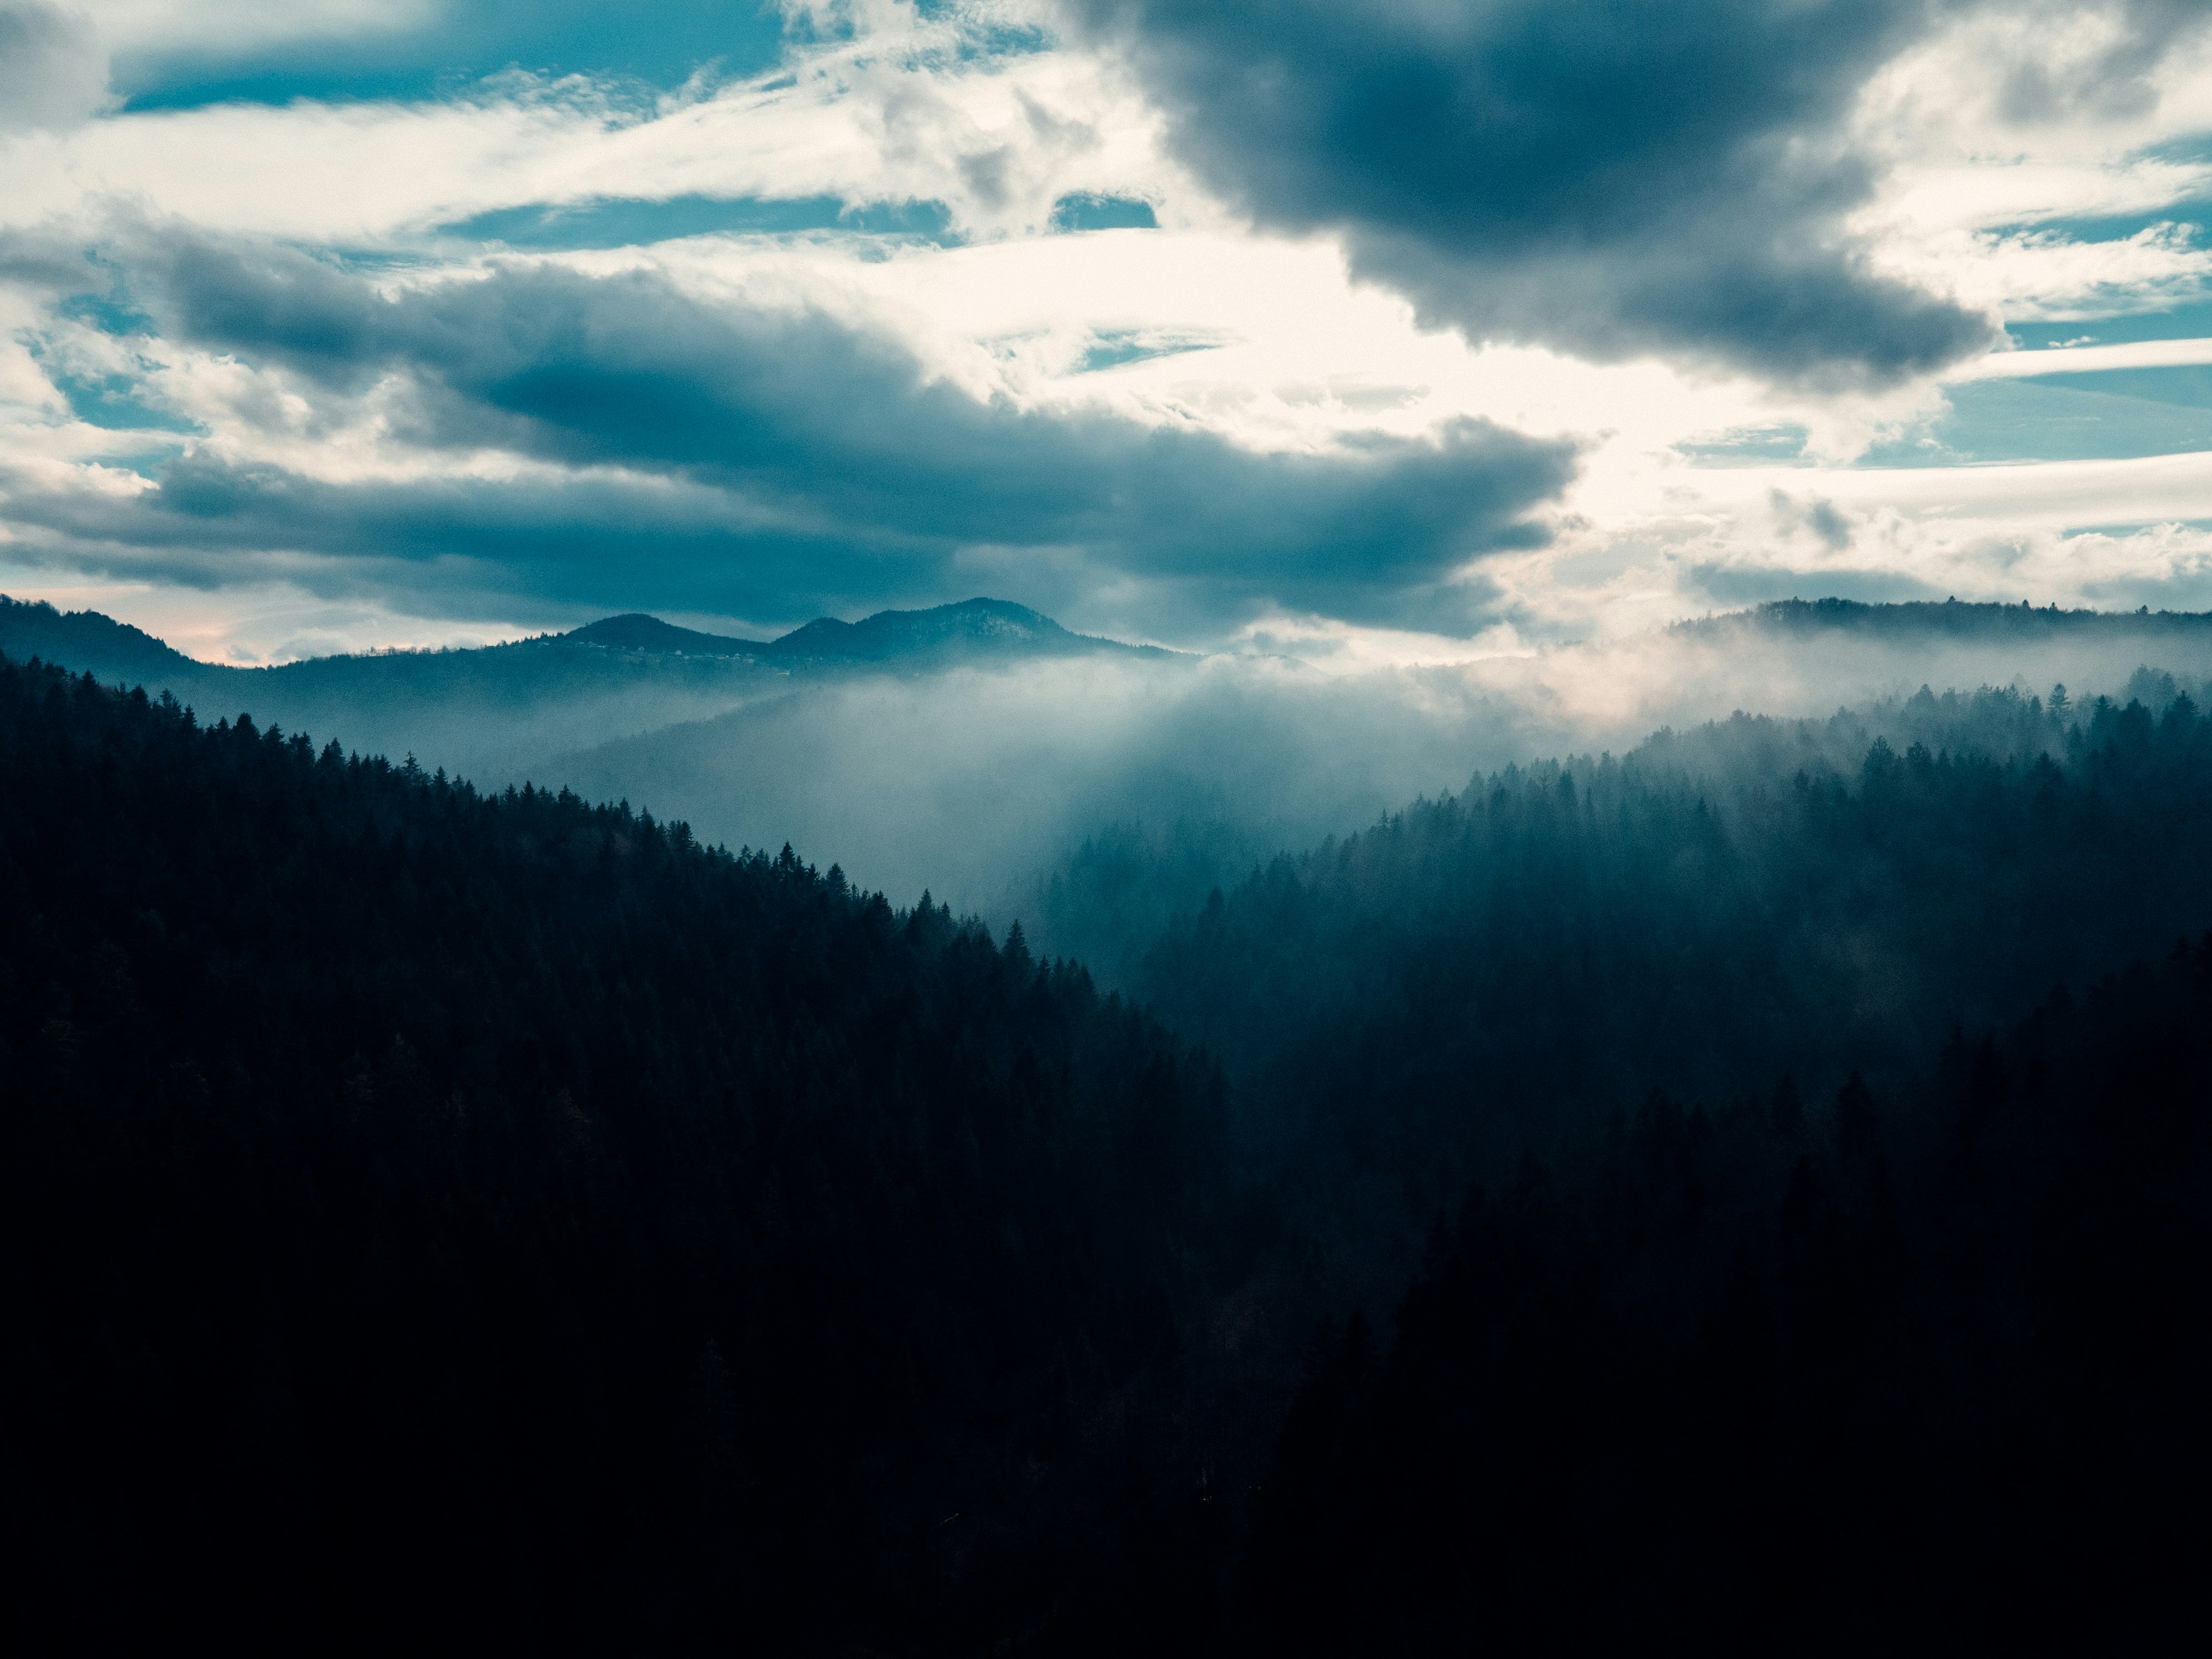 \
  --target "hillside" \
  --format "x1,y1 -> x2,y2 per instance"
1678,594 -> 2212,645
0,656 -> 1237,1652
1042,679 -> 2212,1275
